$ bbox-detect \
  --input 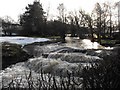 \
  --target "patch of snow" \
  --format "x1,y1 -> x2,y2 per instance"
0,36 -> 50,45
